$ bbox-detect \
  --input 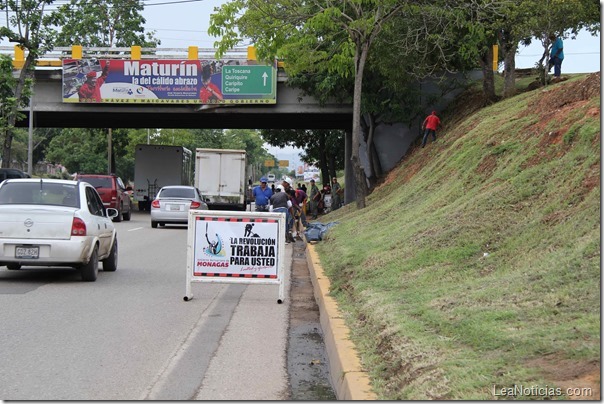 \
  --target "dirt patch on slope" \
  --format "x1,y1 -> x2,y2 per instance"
526,356 -> 600,400
530,72 -> 600,113
523,72 -> 600,135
